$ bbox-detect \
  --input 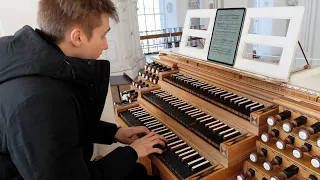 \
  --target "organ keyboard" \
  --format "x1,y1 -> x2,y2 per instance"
114,52 -> 320,179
